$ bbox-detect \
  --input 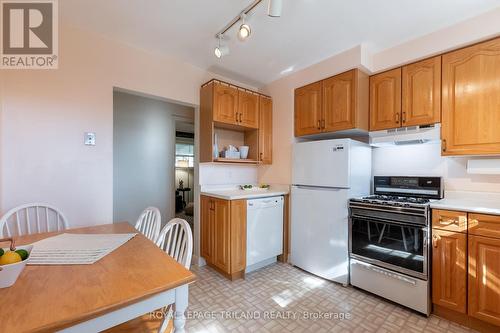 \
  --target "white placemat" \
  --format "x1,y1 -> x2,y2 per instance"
27,233 -> 137,265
